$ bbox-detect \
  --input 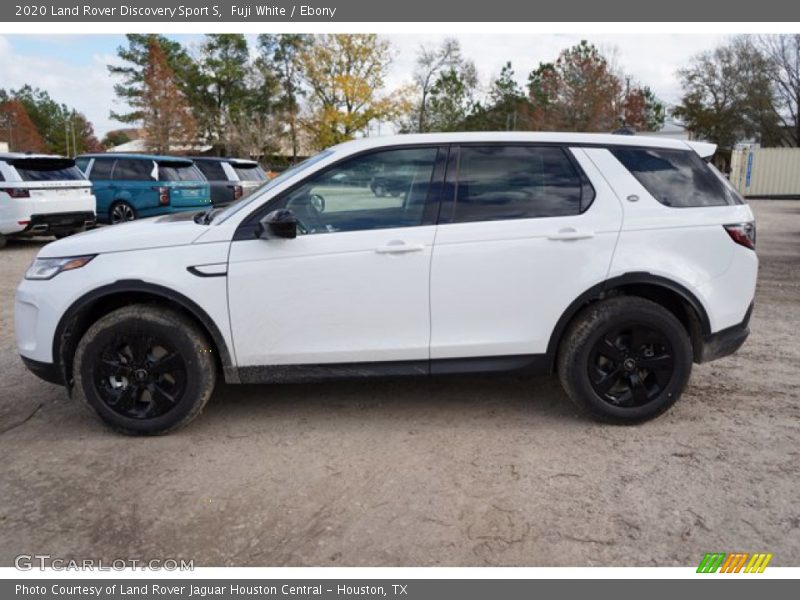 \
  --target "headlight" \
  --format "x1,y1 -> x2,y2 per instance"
25,256 -> 95,280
